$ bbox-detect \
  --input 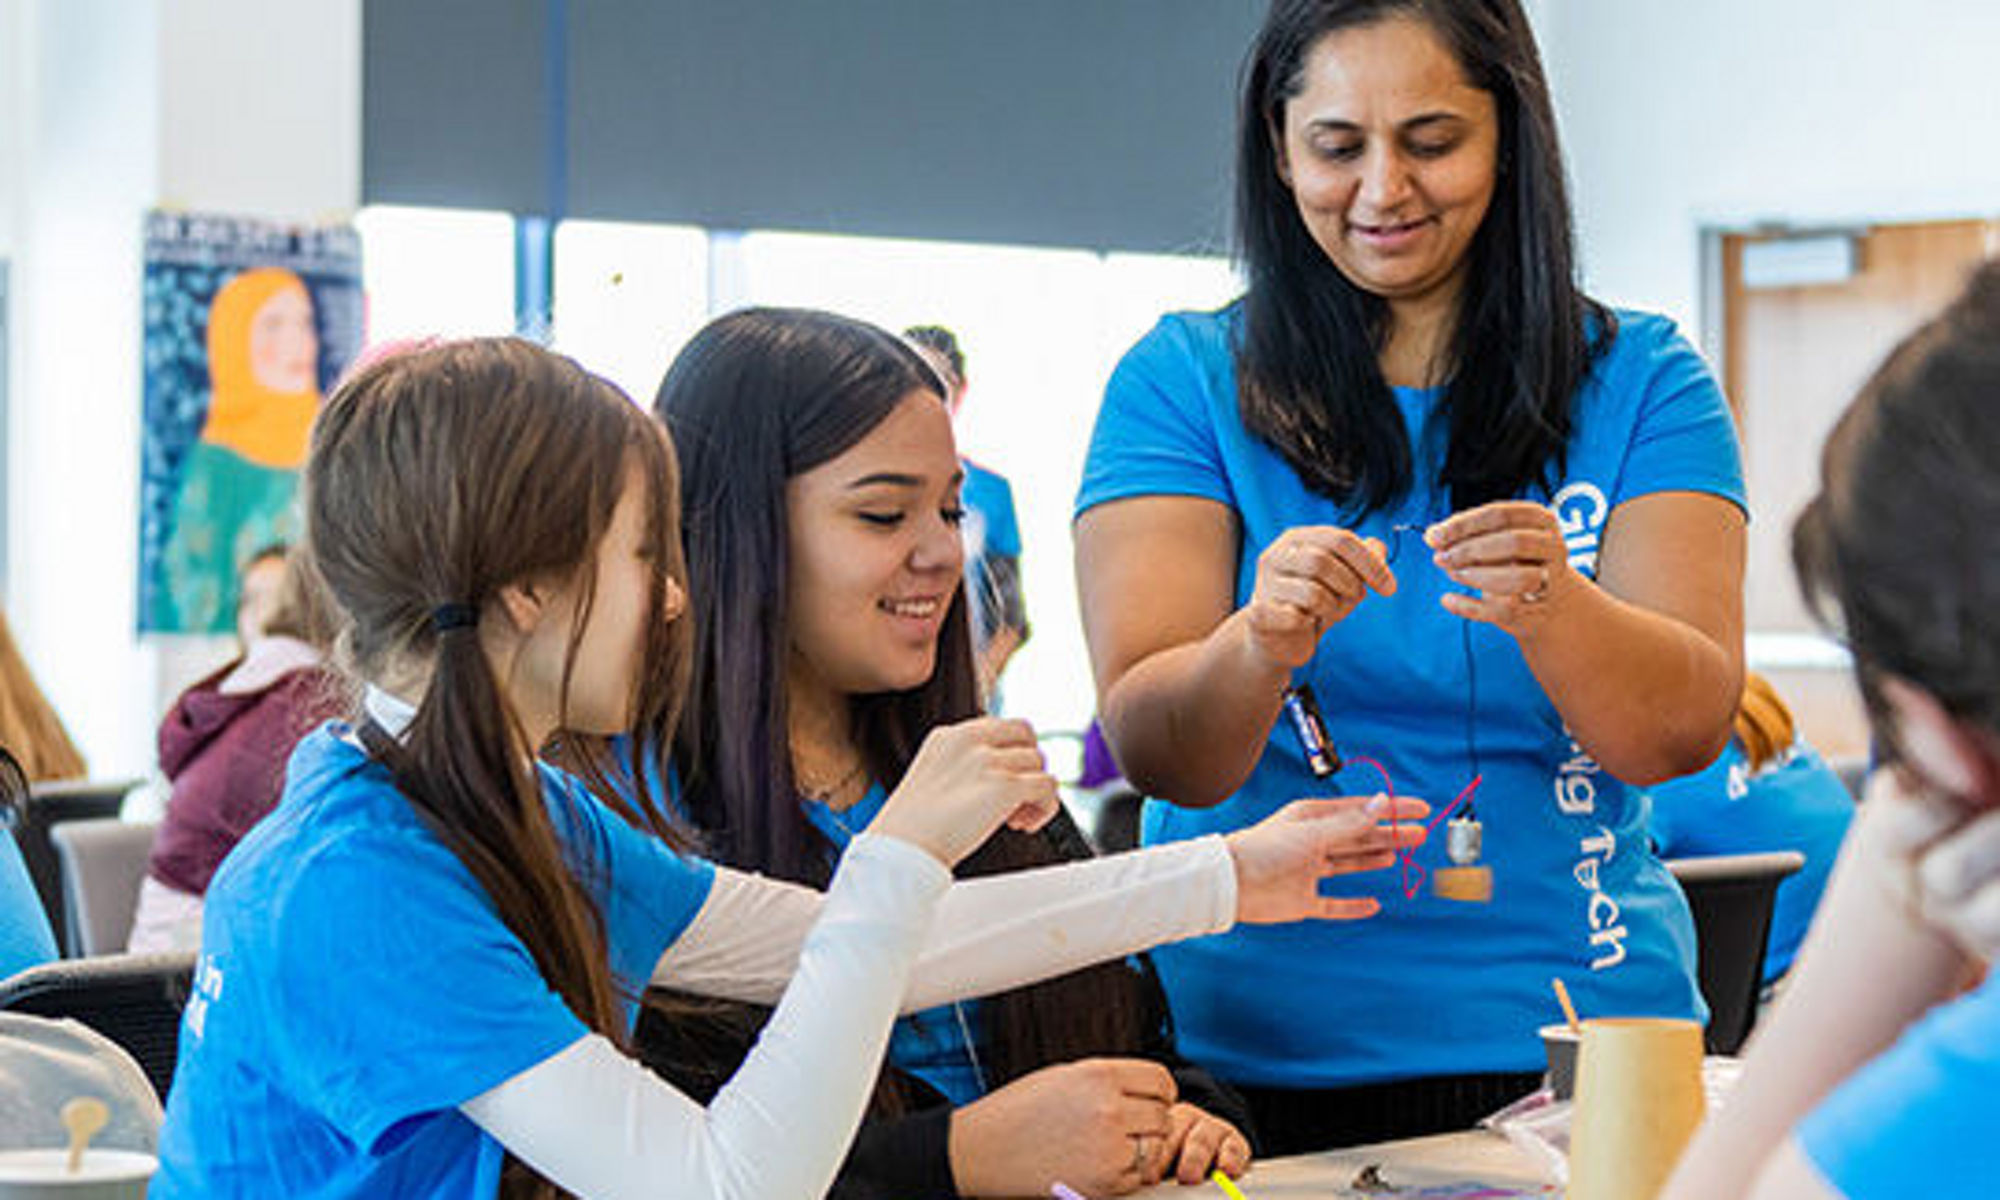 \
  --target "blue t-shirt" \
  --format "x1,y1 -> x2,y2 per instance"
963,458 -> 1026,669
0,829 -> 57,981
1075,304 -> 1744,1087
1647,740 -> 1853,980
1798,974 -> 2000,1196
962,458 -> 1022,560
153,726 -> 717,1199
803,785 -> 989,1107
